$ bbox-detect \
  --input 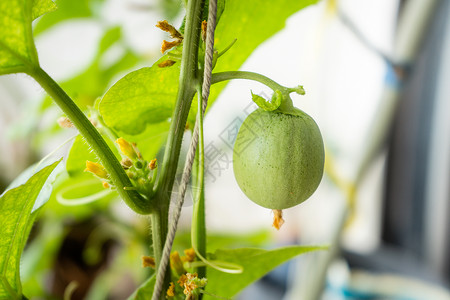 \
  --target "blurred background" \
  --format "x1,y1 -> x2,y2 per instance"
0,0 -> 449,299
